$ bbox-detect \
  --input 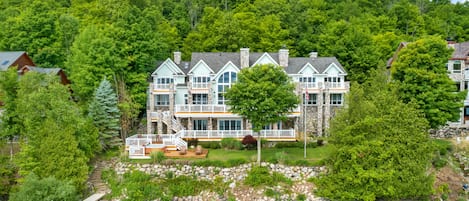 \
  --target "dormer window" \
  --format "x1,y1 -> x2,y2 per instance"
192,76 -> 210,89
299,77 -> 316,88
453,61 -> 461,73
